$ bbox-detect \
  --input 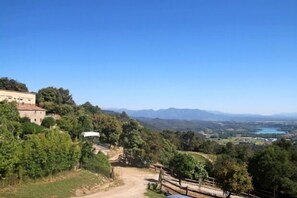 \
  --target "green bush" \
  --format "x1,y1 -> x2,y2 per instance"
41,117 -> 56,128
21,122 -> 45,137
82,152 -> 111,177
